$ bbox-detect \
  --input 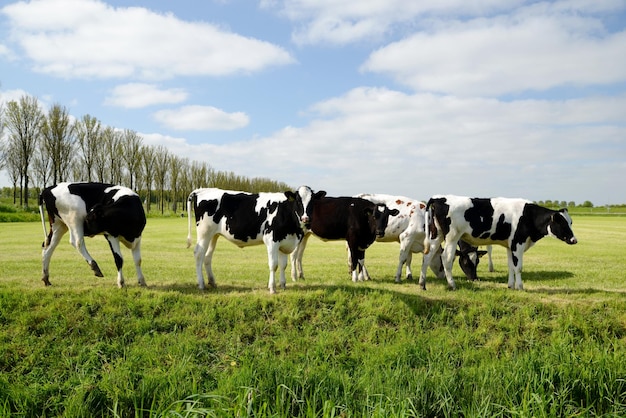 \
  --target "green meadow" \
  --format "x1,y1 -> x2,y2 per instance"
0,216 -> 625,417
